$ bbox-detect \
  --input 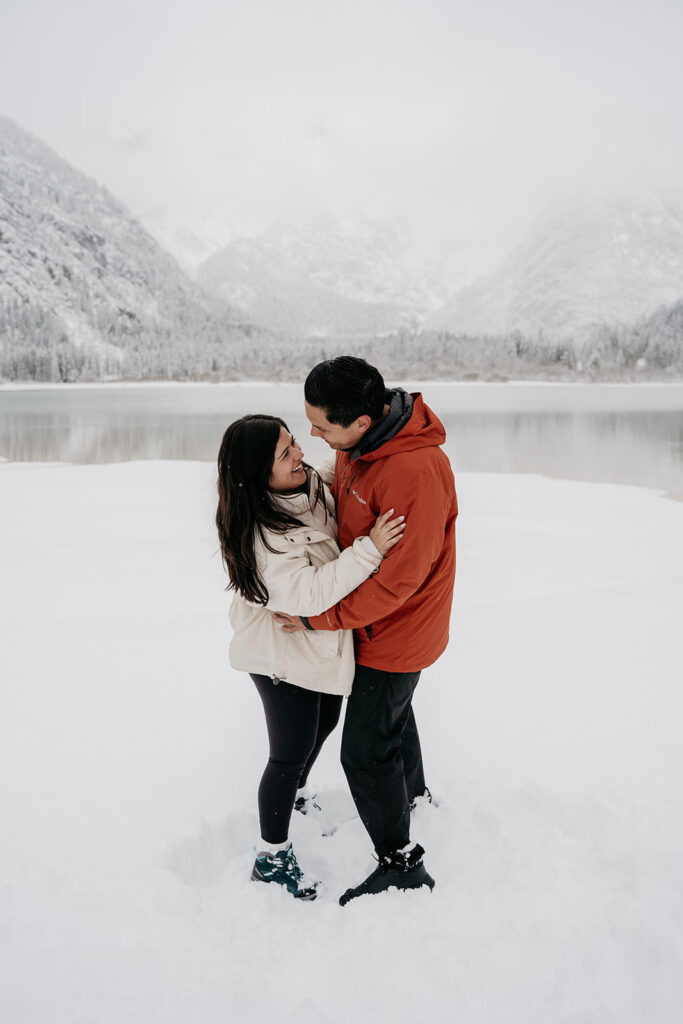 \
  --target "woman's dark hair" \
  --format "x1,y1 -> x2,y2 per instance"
216,414 -> 325,605
304,356 -> 386,427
